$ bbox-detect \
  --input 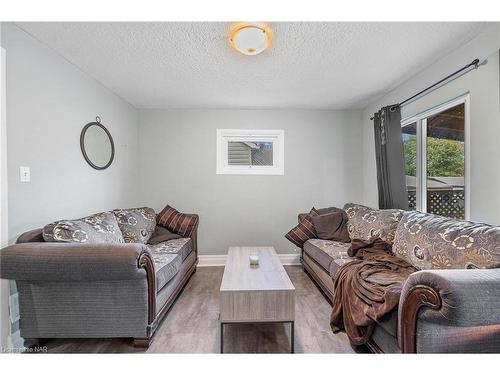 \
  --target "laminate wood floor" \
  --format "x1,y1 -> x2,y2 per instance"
42,266 -> 364,353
